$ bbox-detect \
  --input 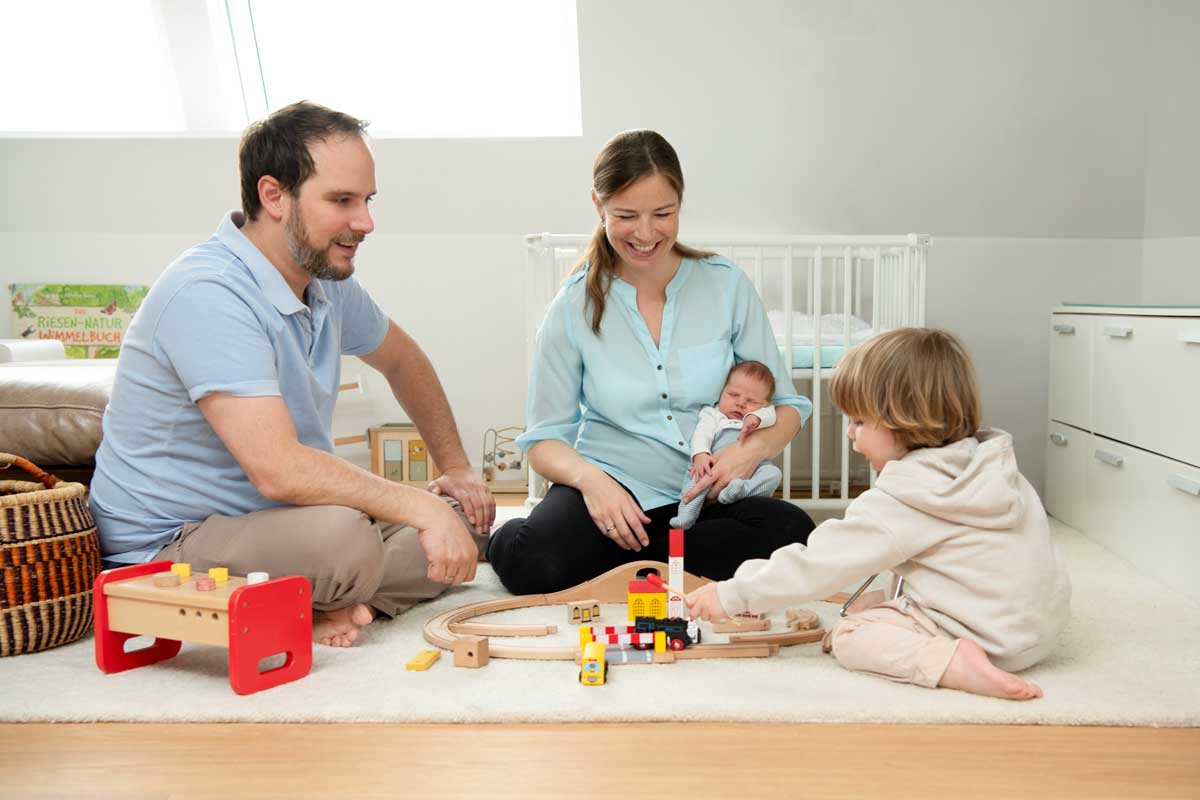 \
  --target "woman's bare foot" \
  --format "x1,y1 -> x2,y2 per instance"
312,603 -> 375,647
938,638 -> 1043,700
